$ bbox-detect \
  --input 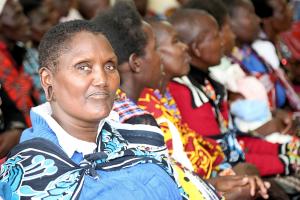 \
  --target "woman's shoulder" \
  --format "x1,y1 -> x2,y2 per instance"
20,104 -> 60,144
20,125 -> 59,146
